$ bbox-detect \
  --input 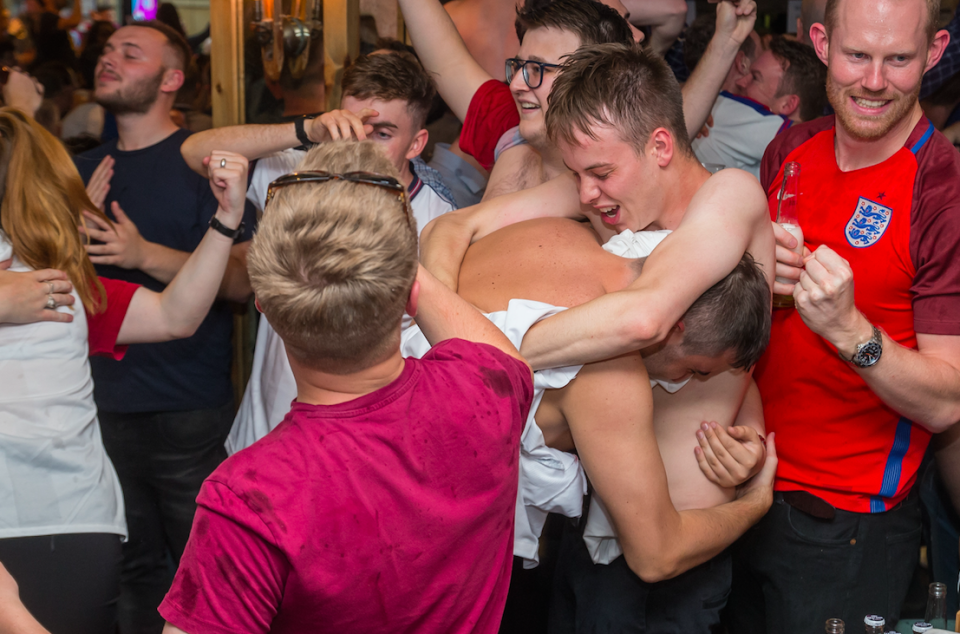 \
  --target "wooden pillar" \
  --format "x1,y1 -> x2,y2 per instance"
210,0 -> 246,127
324,0 -> 360,112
